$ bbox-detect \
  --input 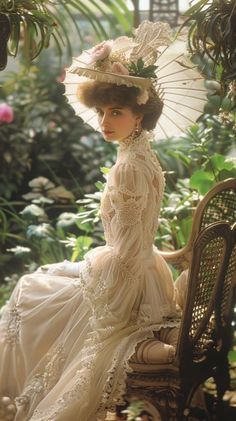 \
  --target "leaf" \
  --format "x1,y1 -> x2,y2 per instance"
20,204 -> 47,219
100,166 -> 110,175
208,94 -> 221,108
56,212 -> 78,228
166,150 -> 191,167
184,0 -> 208,17
95,180 -> 105,191
71,235 -> 93,261
26,223 -> 55,239
190,170 -> 215,195
7,245 -> 31,256
2,0 -> 133,63
102,0 -> 132,31
221,97 -> 233,111
218,168 -> 236,181
47,186 -> 74,201
137,58 -> 144,71
208,153 -> 236,172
